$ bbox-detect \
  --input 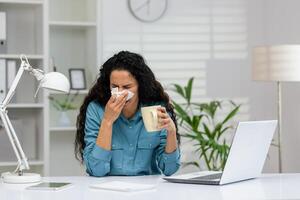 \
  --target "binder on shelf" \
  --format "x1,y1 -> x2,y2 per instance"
0,12 -> 6,54
7,60 -> 17,103
7,60 -> 17,89
0,59 -> 6,102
